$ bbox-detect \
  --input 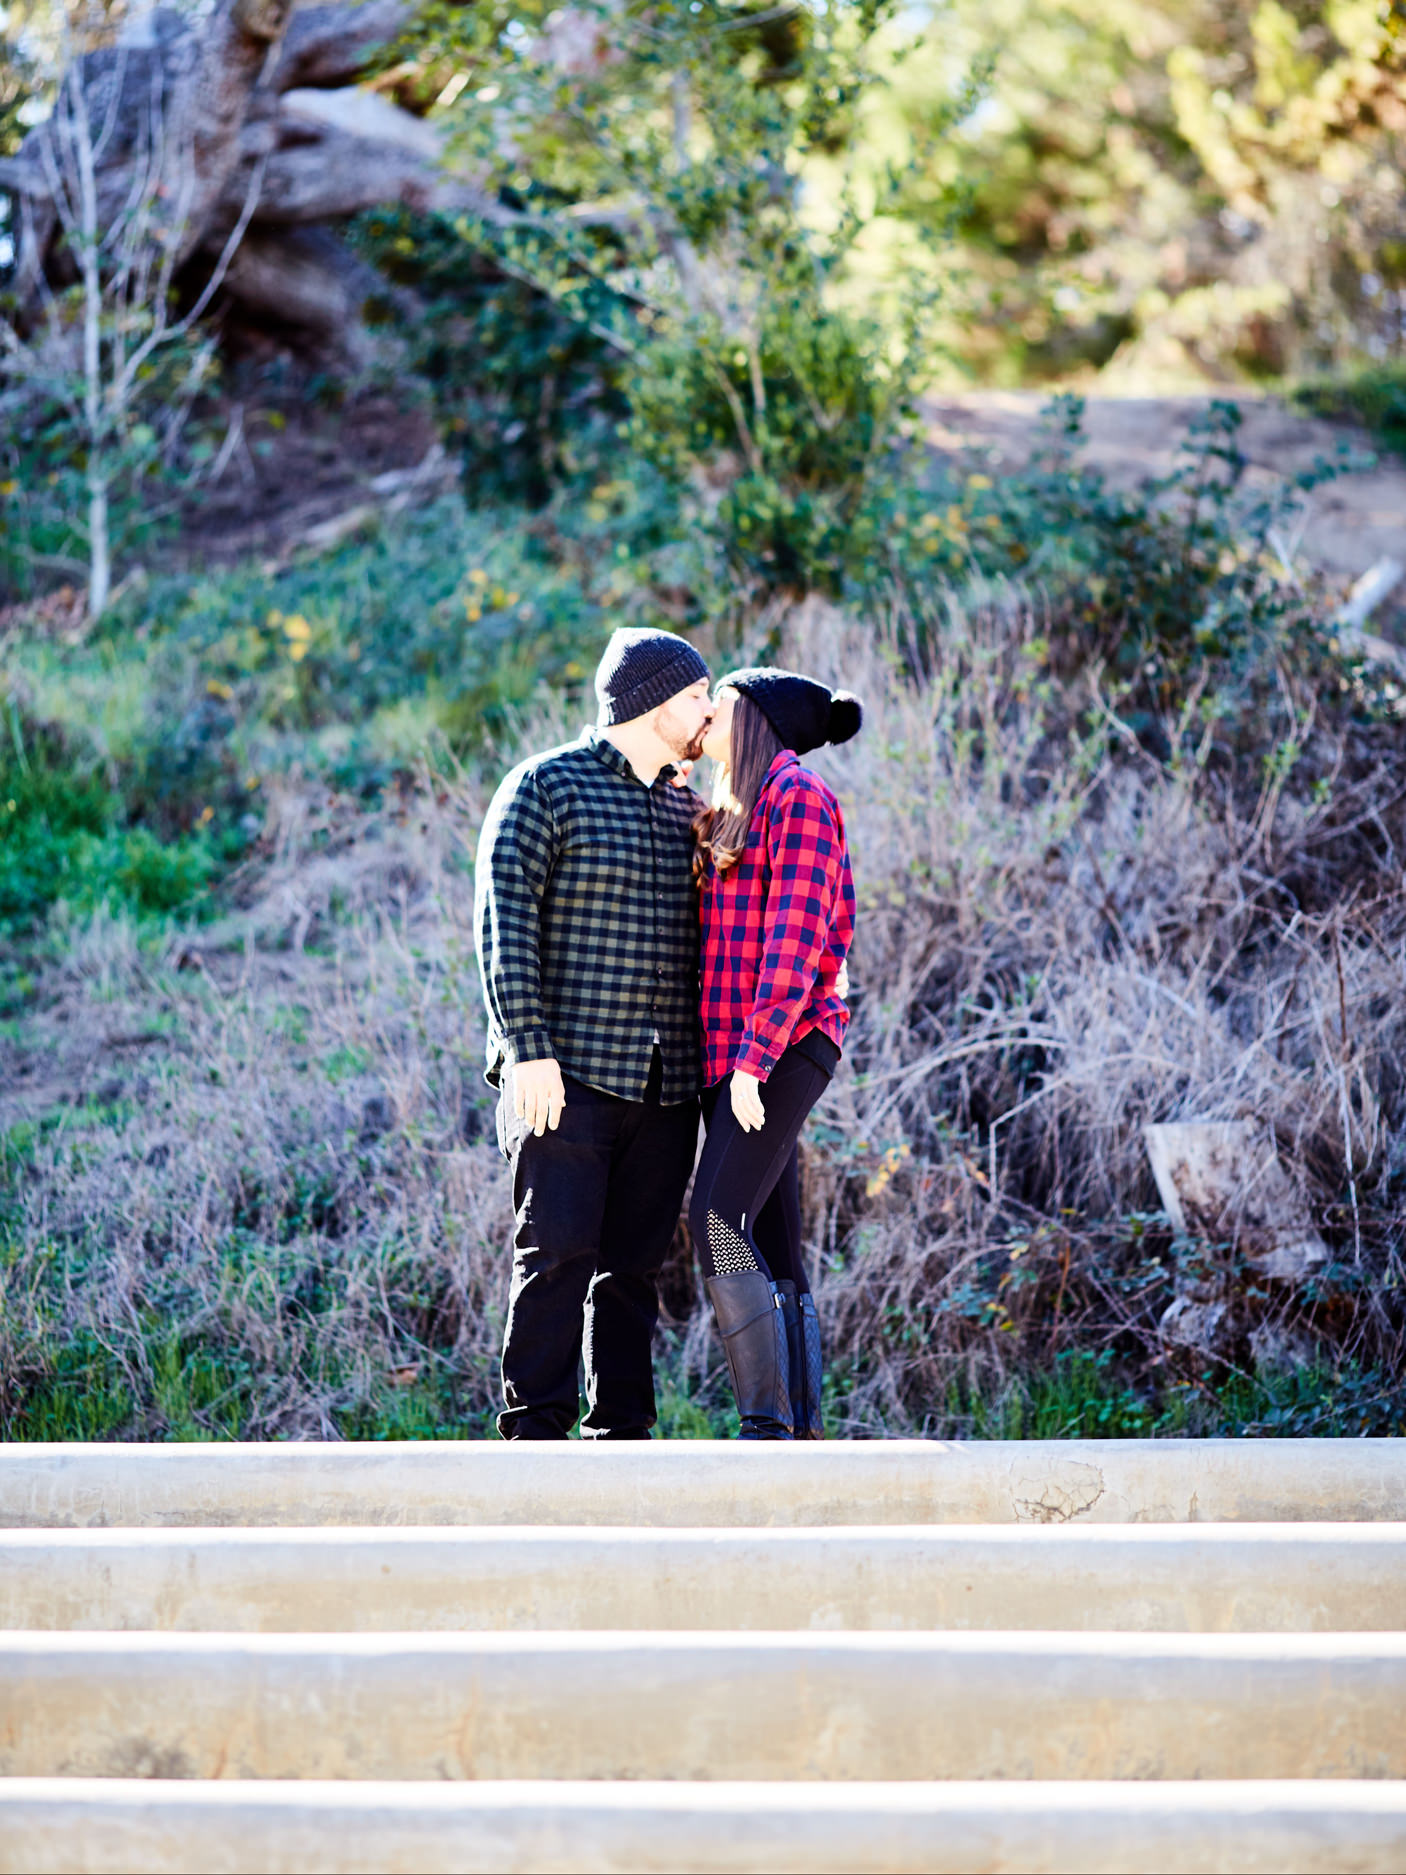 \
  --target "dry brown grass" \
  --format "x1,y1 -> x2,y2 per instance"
0,768 -> 516,1438
767,595 -> 1406,1433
